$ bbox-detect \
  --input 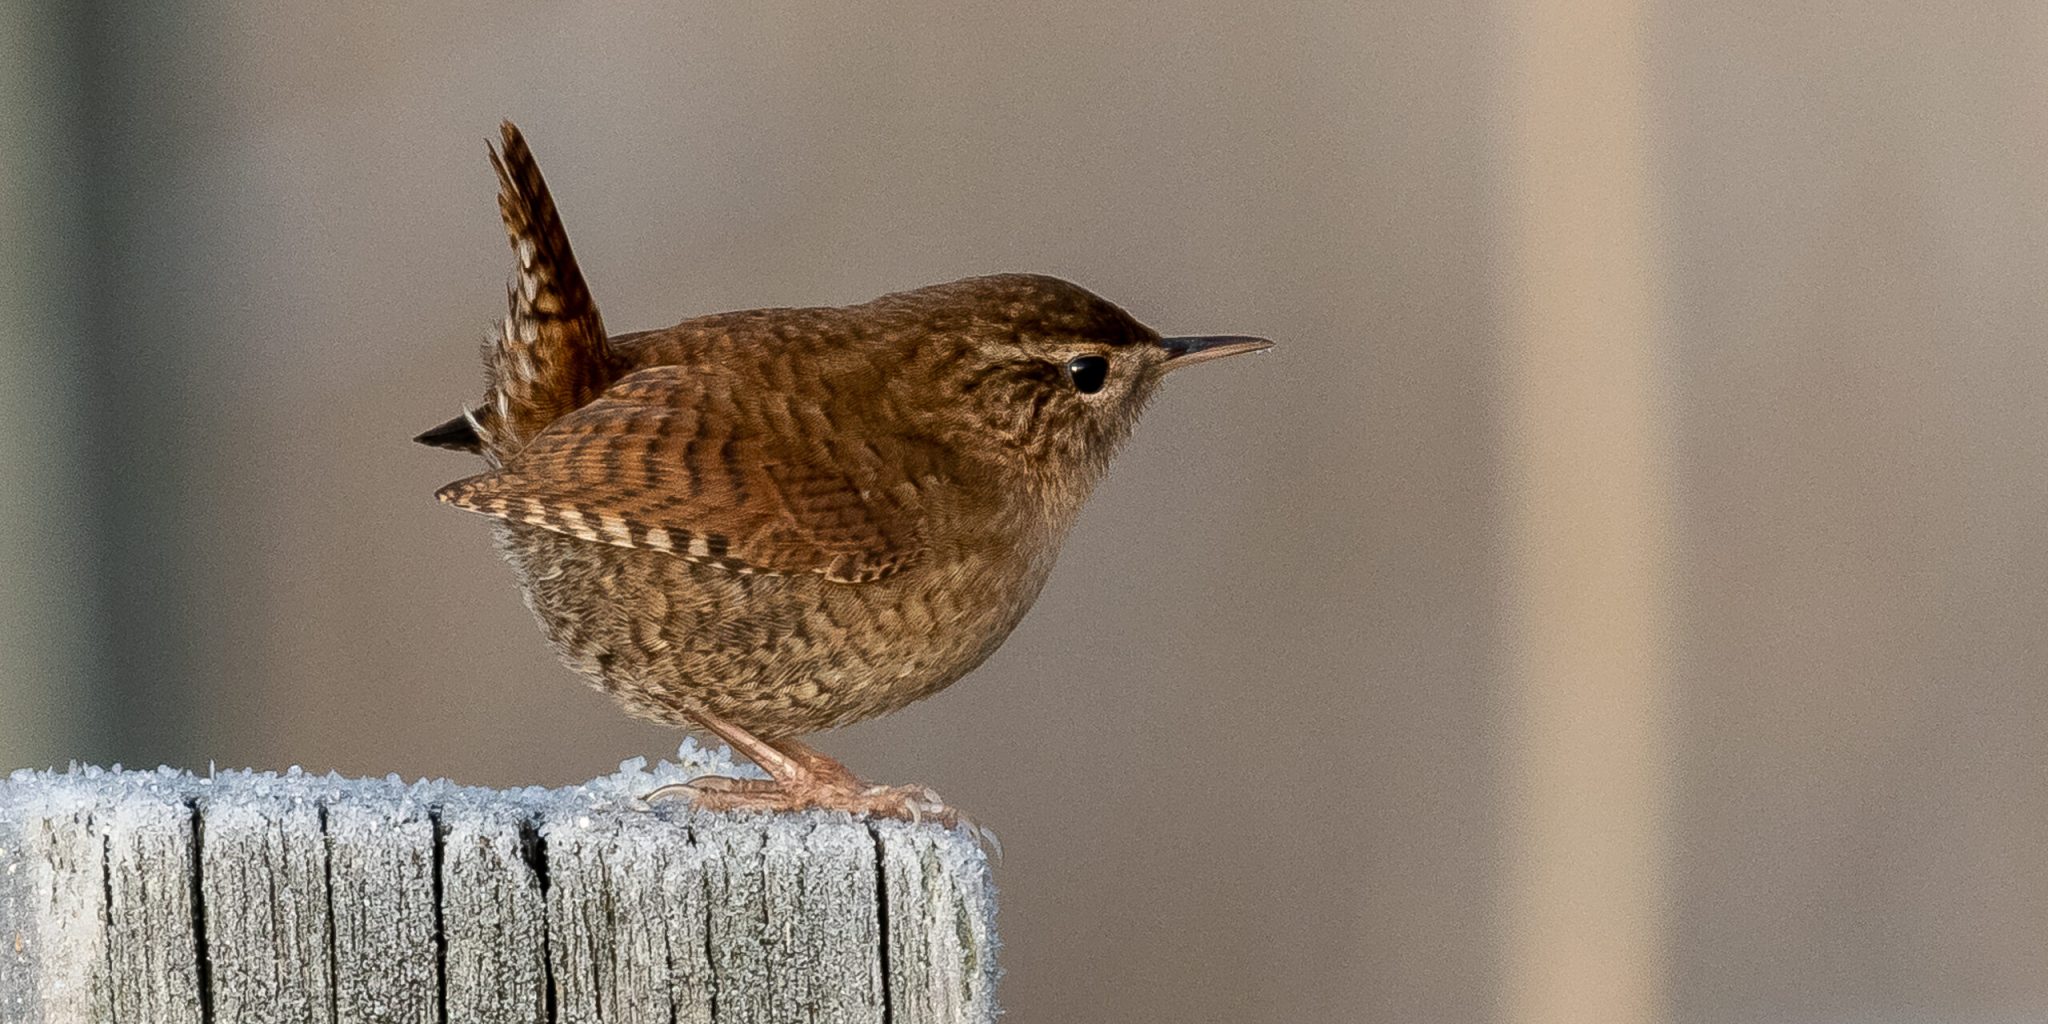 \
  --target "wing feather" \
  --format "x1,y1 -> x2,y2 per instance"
436,366 -> 929,583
